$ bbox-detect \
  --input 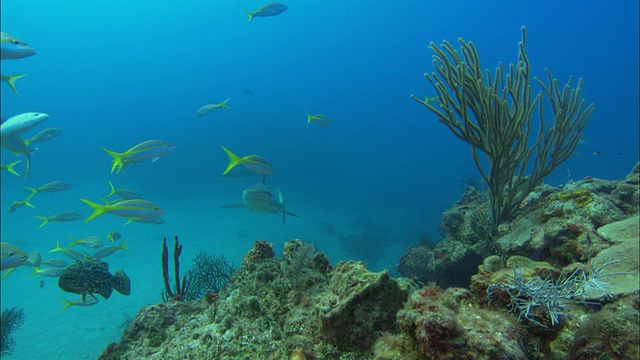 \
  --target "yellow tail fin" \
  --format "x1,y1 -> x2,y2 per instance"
244,9 -> 255,24
80,199 -> 108,223
59,298 -> 74,312
3,74 -> 25,95
100,146 -> 125,174
3,160 -> 21,176
221,146 -> 242,175
35,216 -> 49,229
107,181 -> 116,197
